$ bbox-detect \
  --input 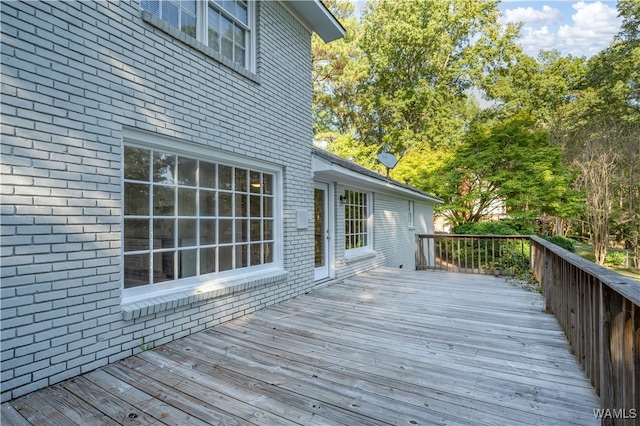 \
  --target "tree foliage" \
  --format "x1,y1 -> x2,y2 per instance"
438,112 -> 577,228
357,0 -> 520,154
